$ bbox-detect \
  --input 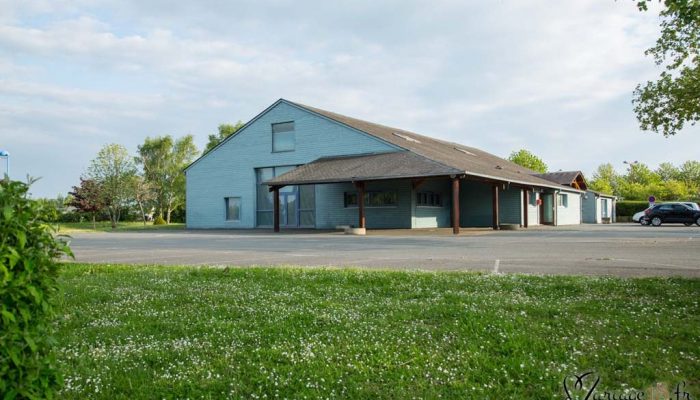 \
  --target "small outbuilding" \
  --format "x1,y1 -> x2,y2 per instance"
582,190 -> 617,224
